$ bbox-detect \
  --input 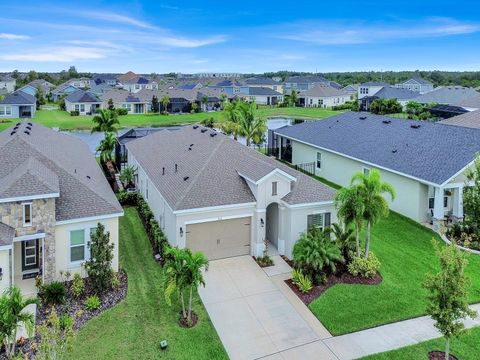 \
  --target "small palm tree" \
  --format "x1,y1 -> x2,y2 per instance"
184,251 -> 209,323
221,99 -> 243,140
200,95 -> 209,112
351,169 -> 396,257
0,286 -> 38,359
119,165 -> 136,188
331,223 -> 356,261
238,101 -> 267,146
220,93 -> 228,109
161,95 -> 170,114
91,109 -> 119,133
97,132 -> 117,164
